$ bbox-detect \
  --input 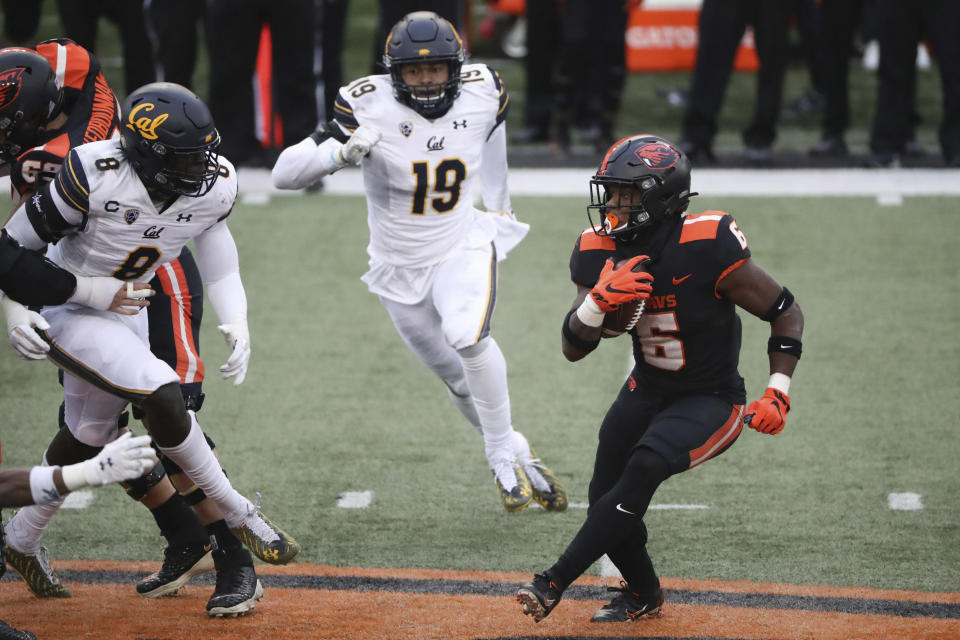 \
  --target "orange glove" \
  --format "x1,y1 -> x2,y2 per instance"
745,388 -> 790,435
589,256 -> 653,313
